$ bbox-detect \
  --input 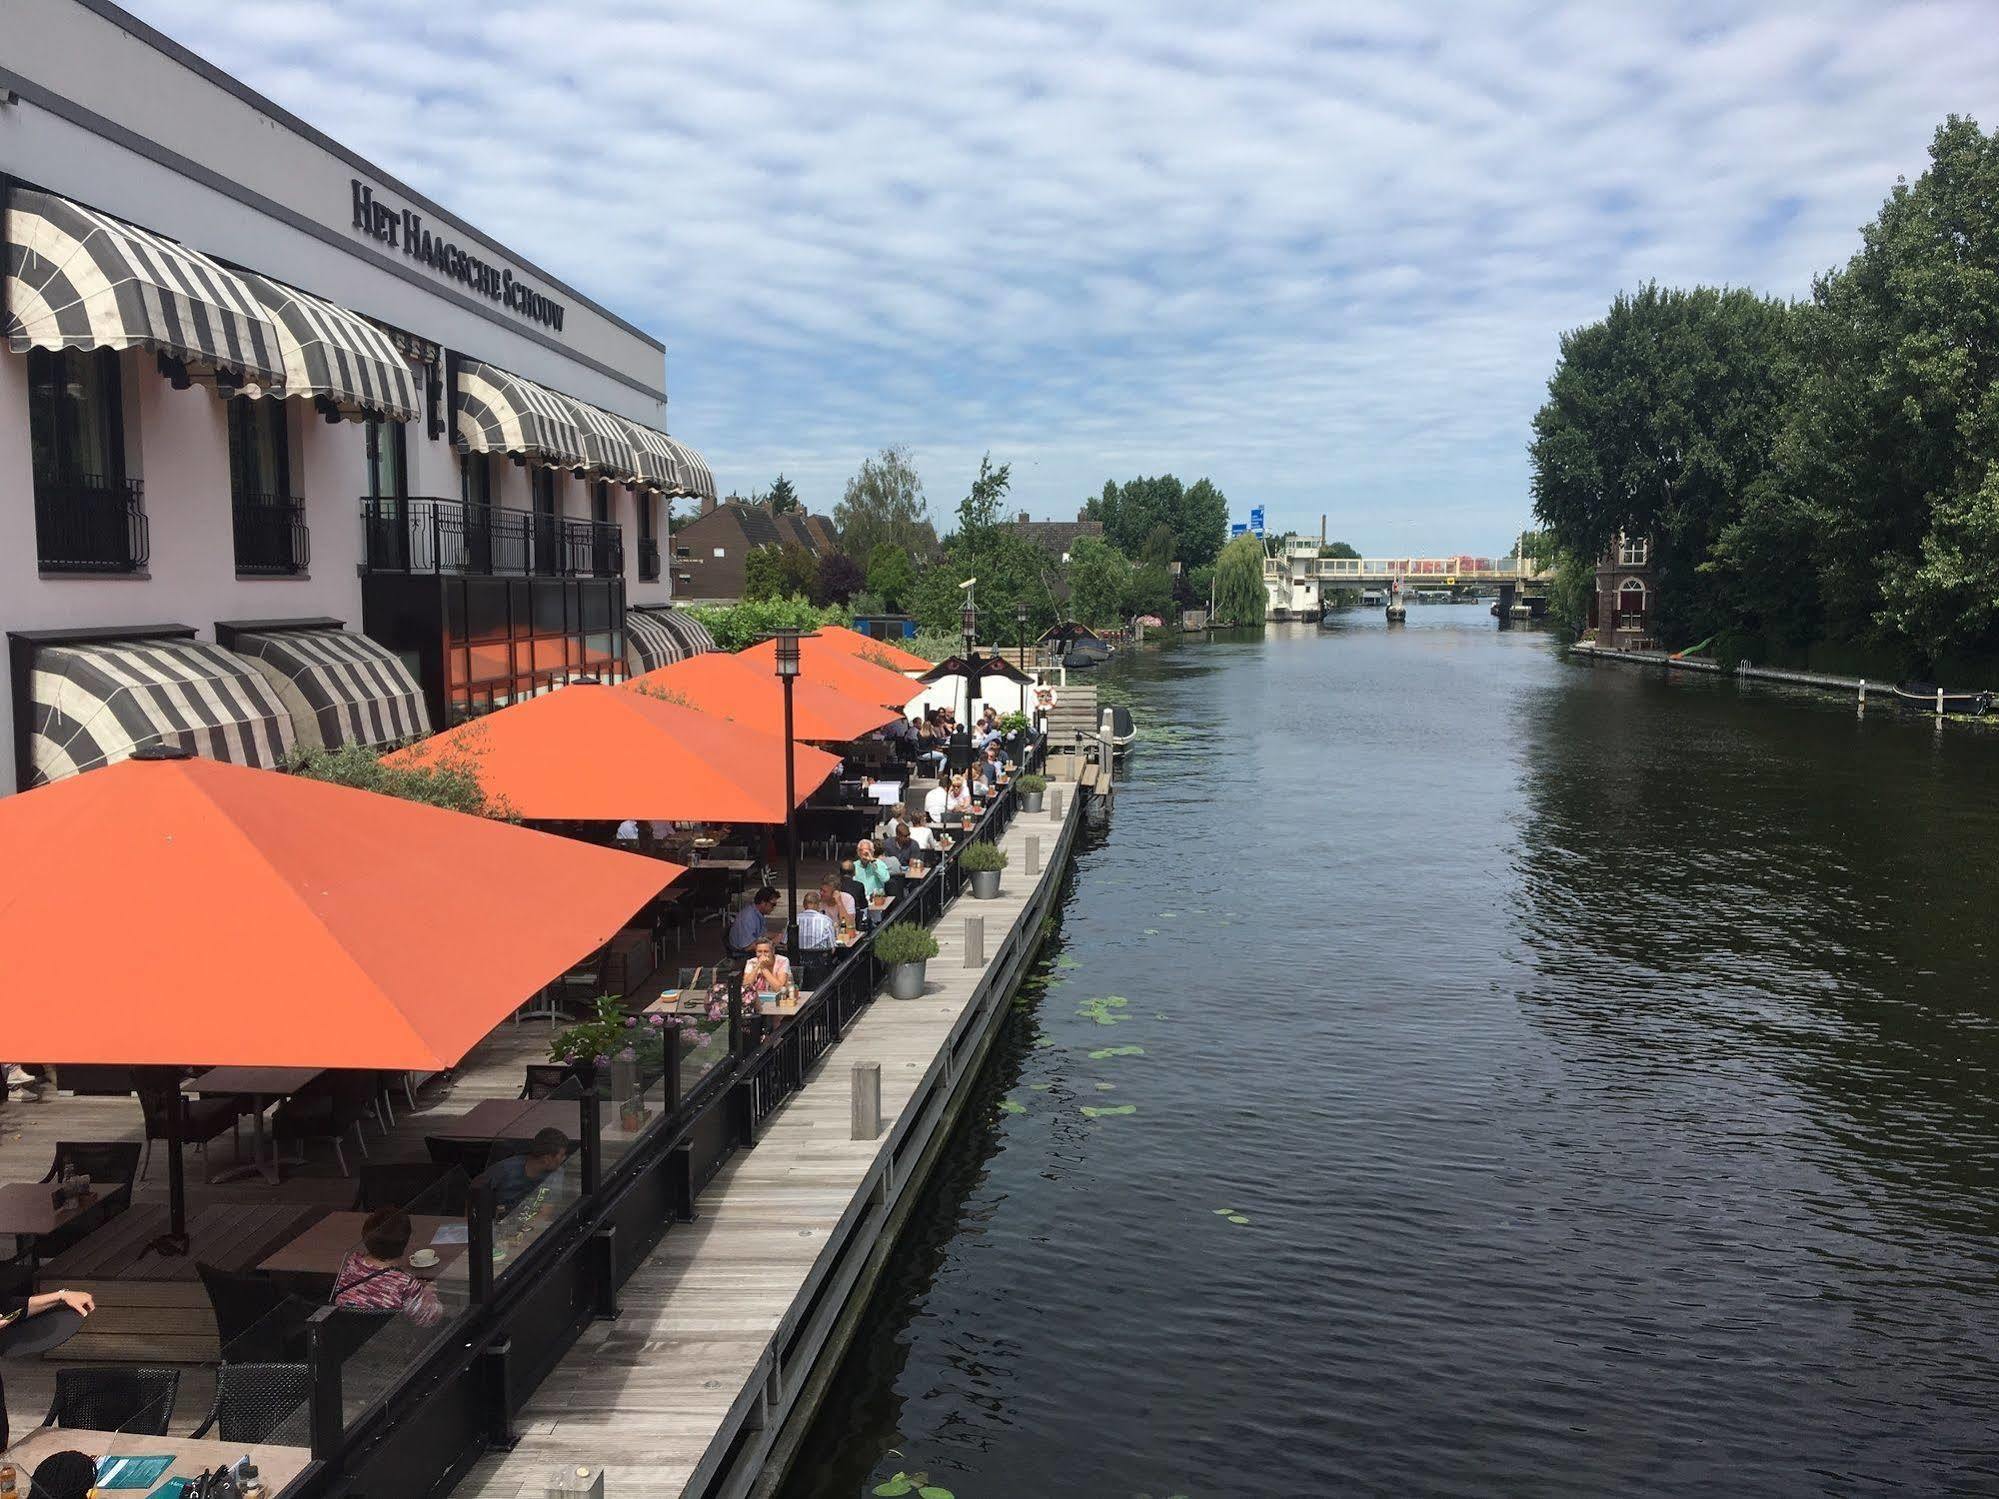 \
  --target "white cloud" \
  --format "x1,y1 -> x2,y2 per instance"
124,0 -> 1999,549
